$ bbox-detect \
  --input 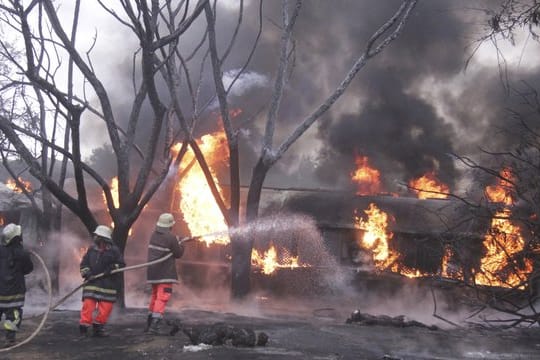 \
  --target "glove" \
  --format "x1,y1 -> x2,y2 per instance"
82,272 -> 93,281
